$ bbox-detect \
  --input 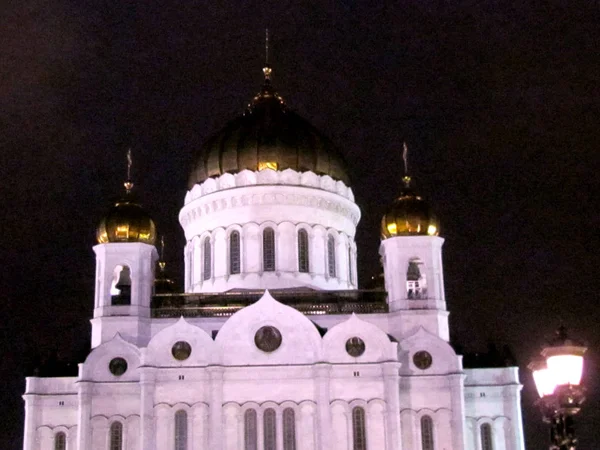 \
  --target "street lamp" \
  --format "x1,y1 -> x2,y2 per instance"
528,326 -> 587,450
